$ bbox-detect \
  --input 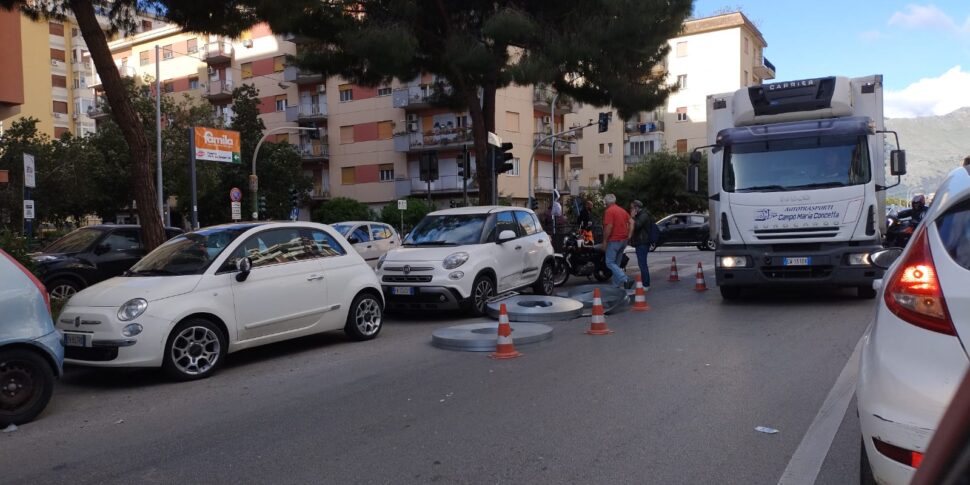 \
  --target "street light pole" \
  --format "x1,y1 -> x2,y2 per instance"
527,120 -> 595,210
550,93 -> 558,234
155,45 -> 165,226
251,126 -> 319,220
